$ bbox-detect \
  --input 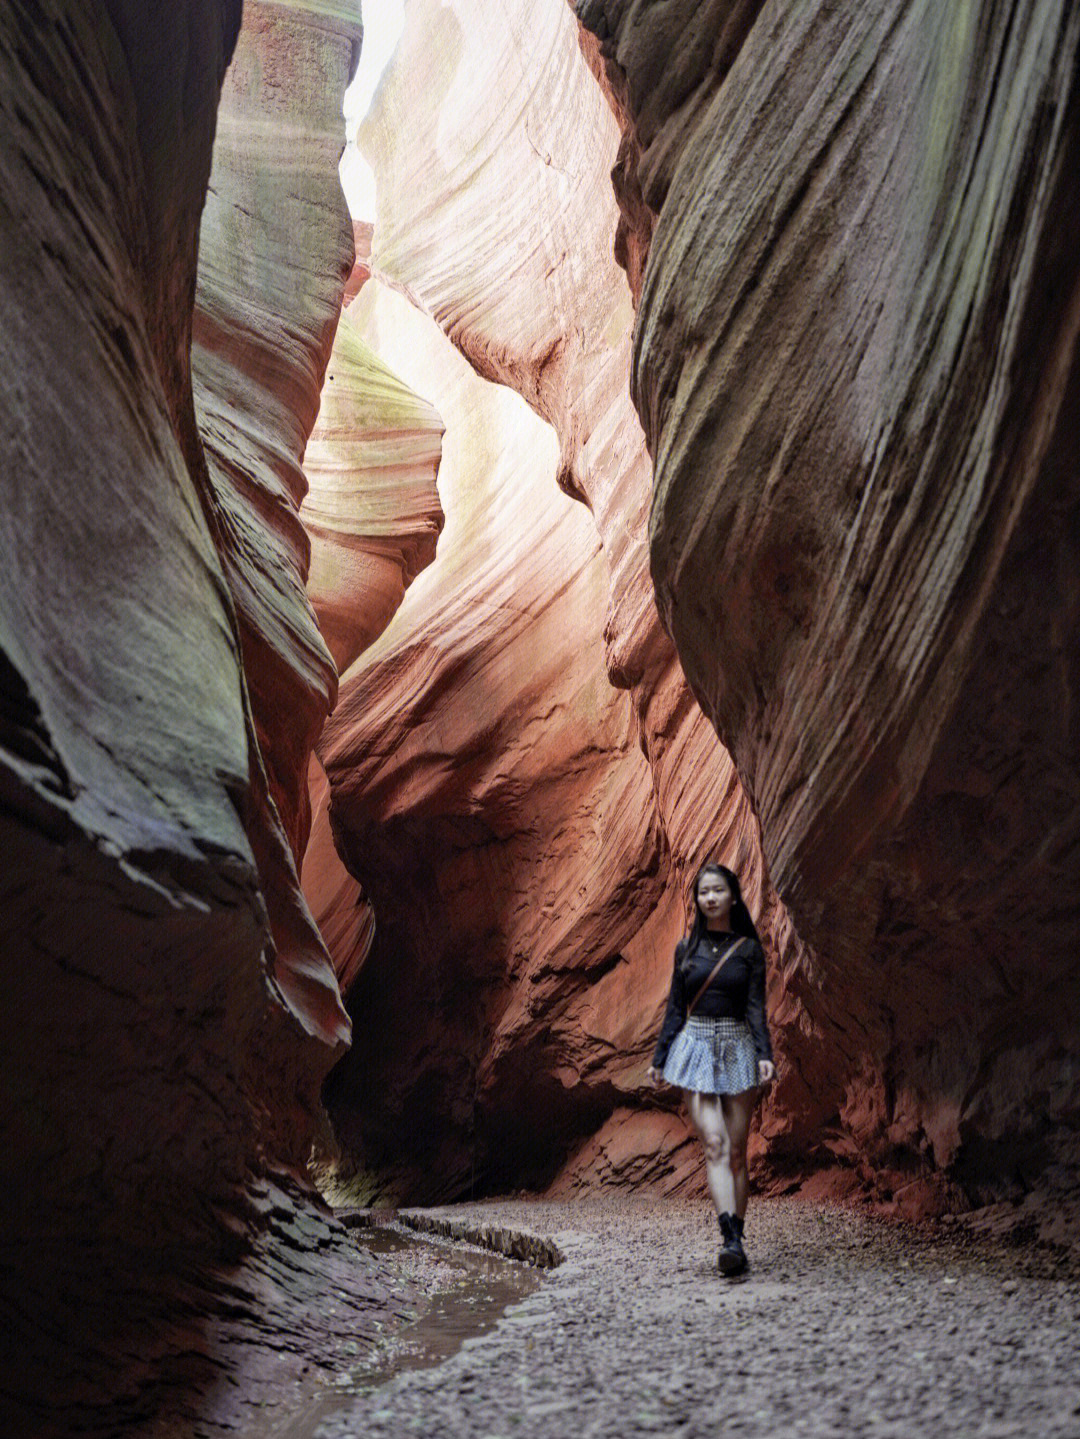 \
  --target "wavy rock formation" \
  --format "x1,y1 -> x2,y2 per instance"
0,1 -> 395,1430
192,0 -> 354,865
580,0 -> 1080,1210
301,313 -> 444,676
318,0 -> 828,1203
320,280 -> 672,1196
302,753 -> 376,997
185,0 -> 362,1118
299,311 -> 444,1003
